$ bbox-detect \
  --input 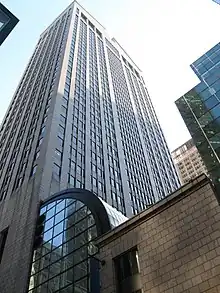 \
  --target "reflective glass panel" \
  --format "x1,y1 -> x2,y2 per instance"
28,198 -> 97,293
